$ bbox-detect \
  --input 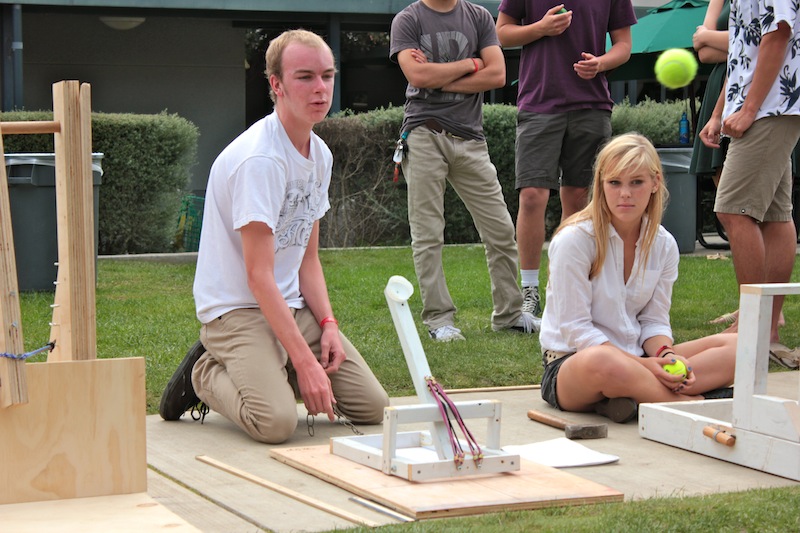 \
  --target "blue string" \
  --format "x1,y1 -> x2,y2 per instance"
0,342 -> 55,360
